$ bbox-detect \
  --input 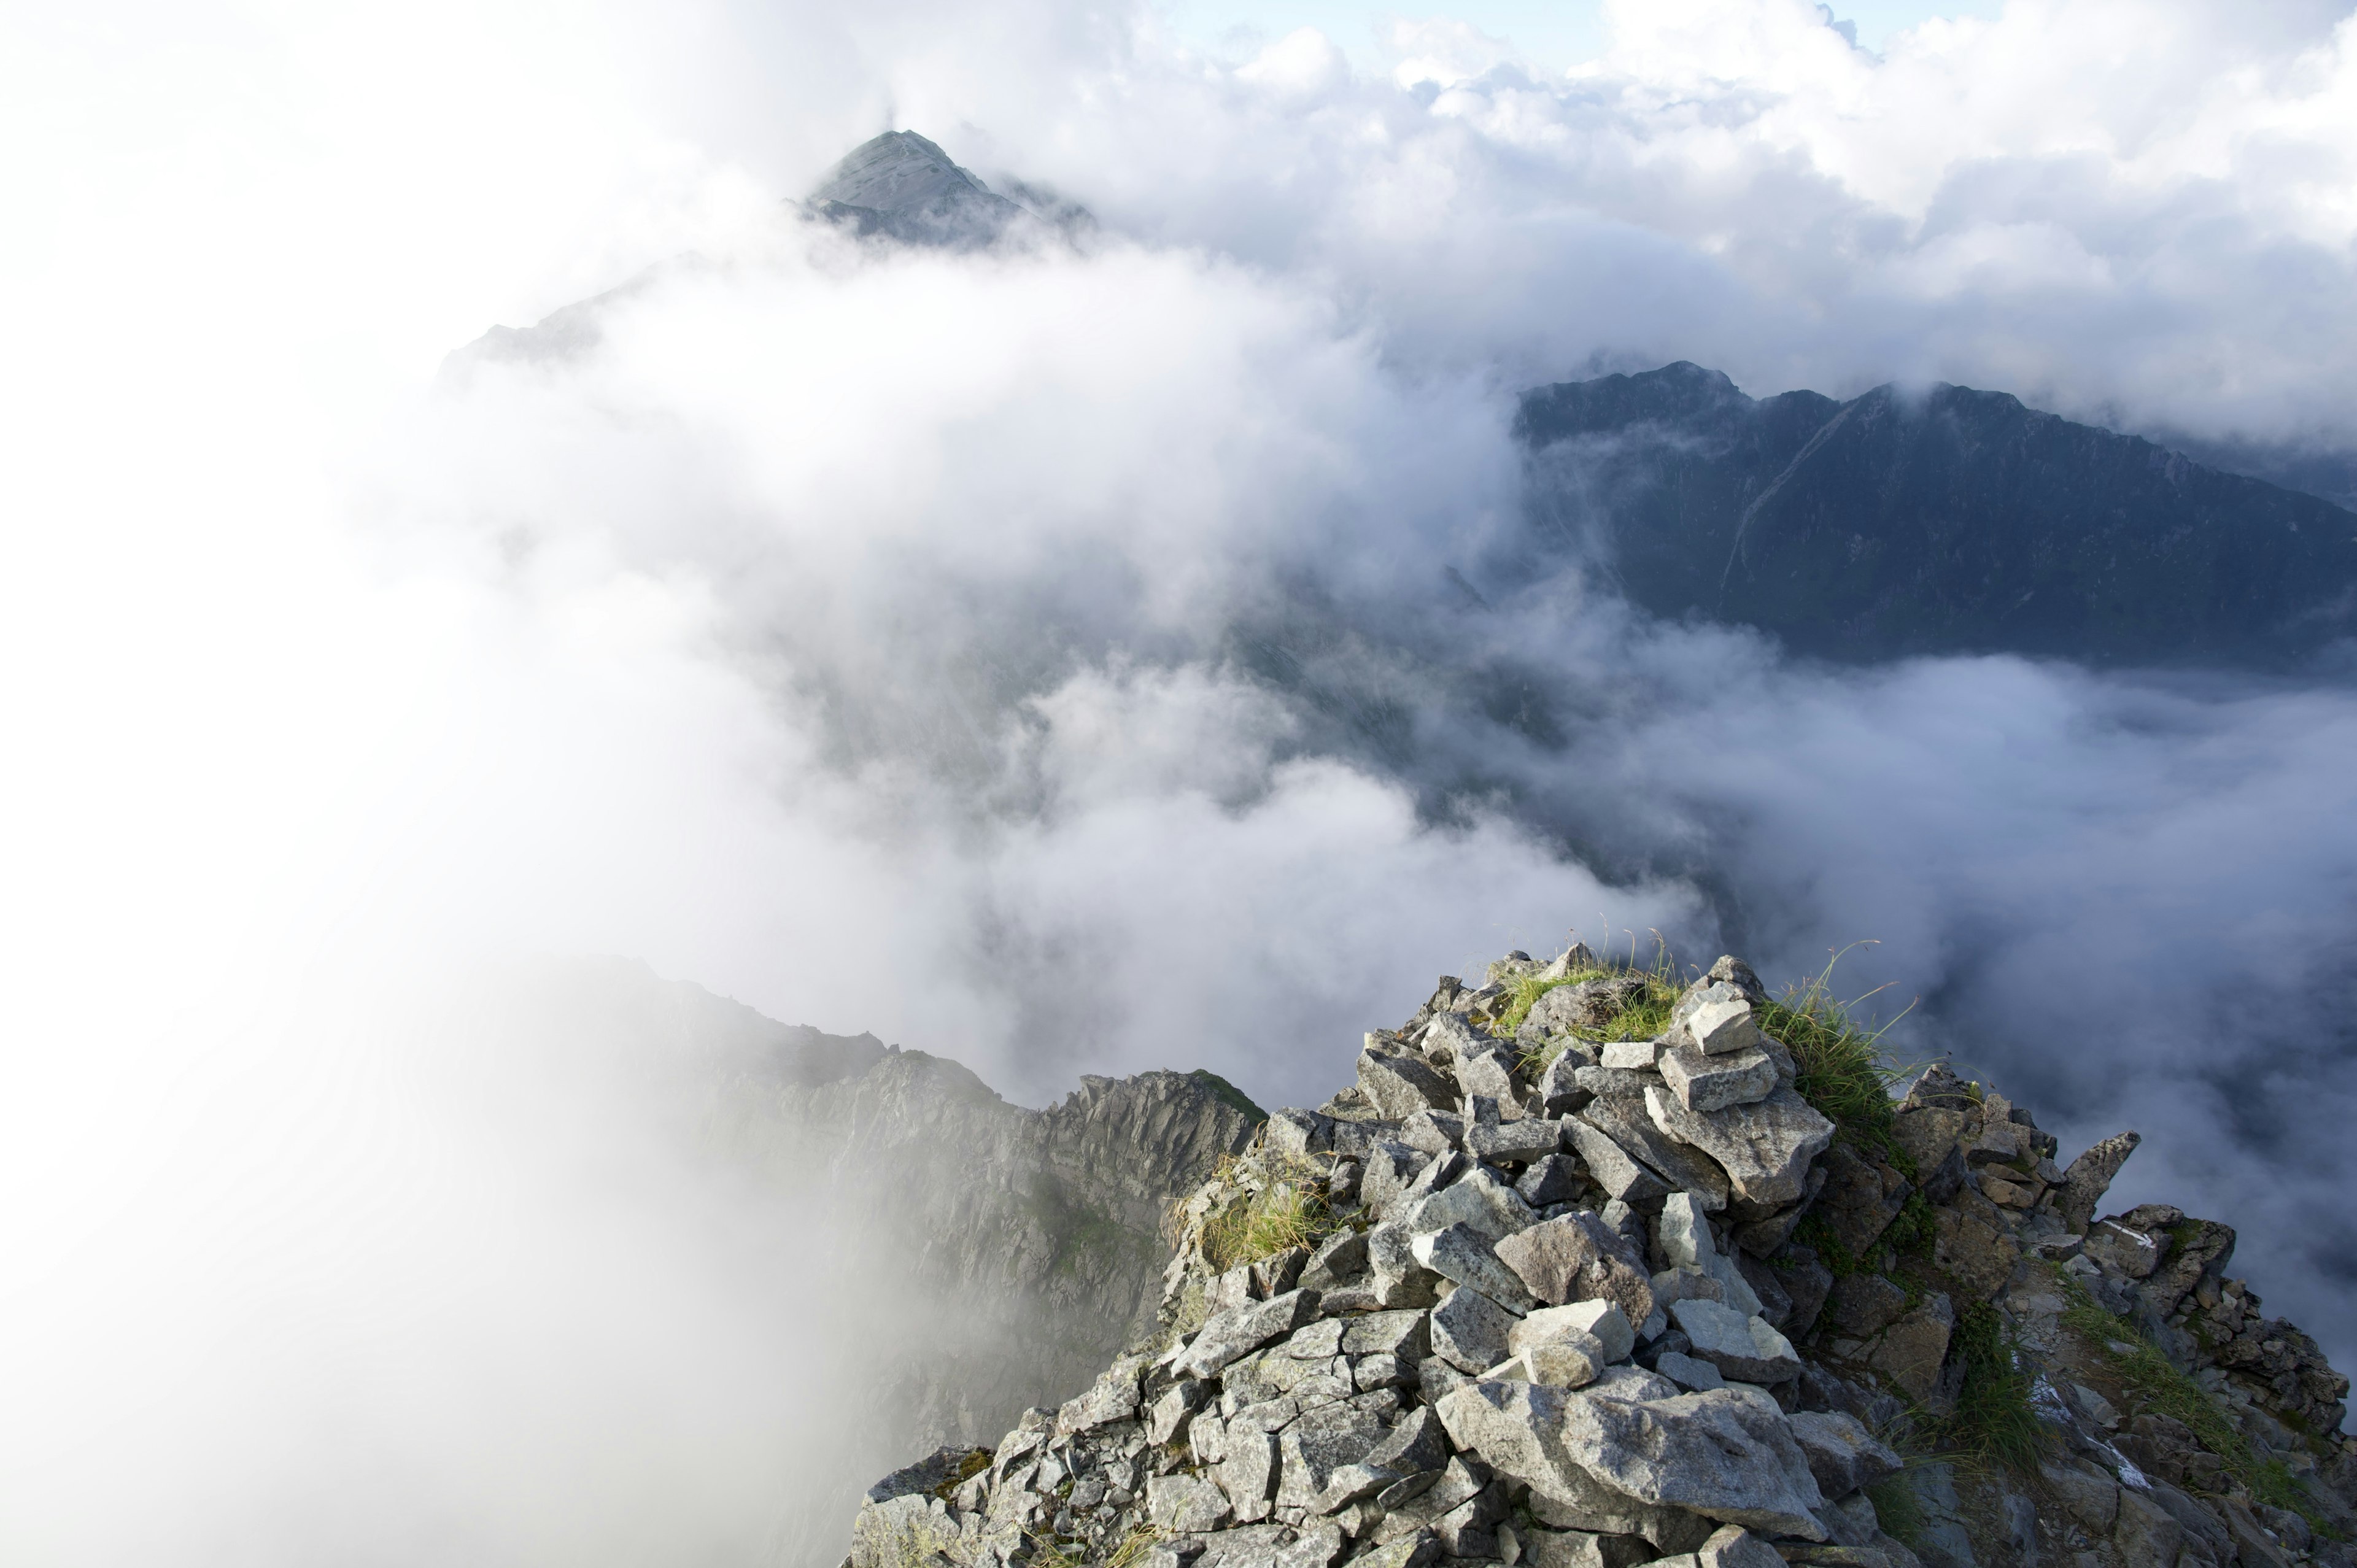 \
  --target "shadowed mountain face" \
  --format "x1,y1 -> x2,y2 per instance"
805,130 -> 1033,250
1519,363 -> 2357,667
